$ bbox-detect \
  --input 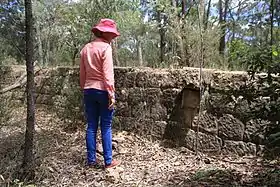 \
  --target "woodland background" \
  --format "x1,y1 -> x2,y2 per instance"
1,0 -> 279,70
